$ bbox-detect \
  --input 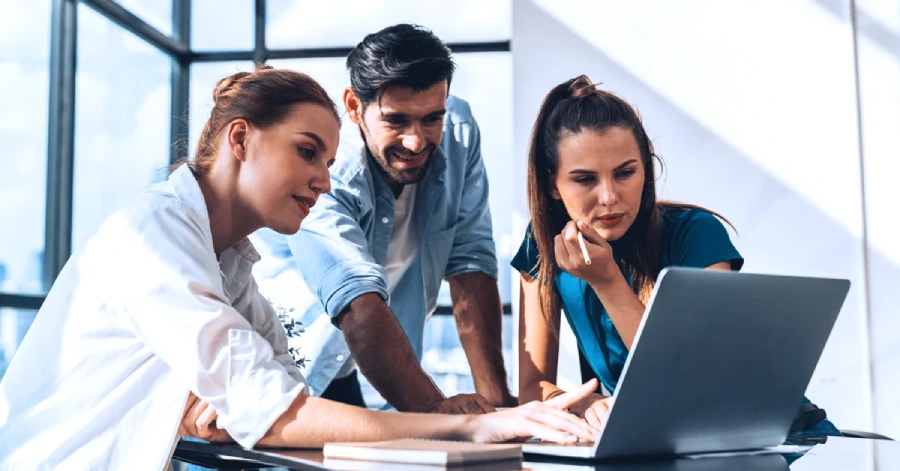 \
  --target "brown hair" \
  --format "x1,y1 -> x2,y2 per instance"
526,75 -> 734,332
175,63 -> 340,176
